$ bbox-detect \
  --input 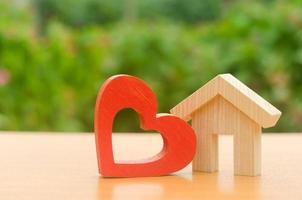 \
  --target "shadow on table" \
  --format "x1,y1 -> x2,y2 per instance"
96,172 -> 261,200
